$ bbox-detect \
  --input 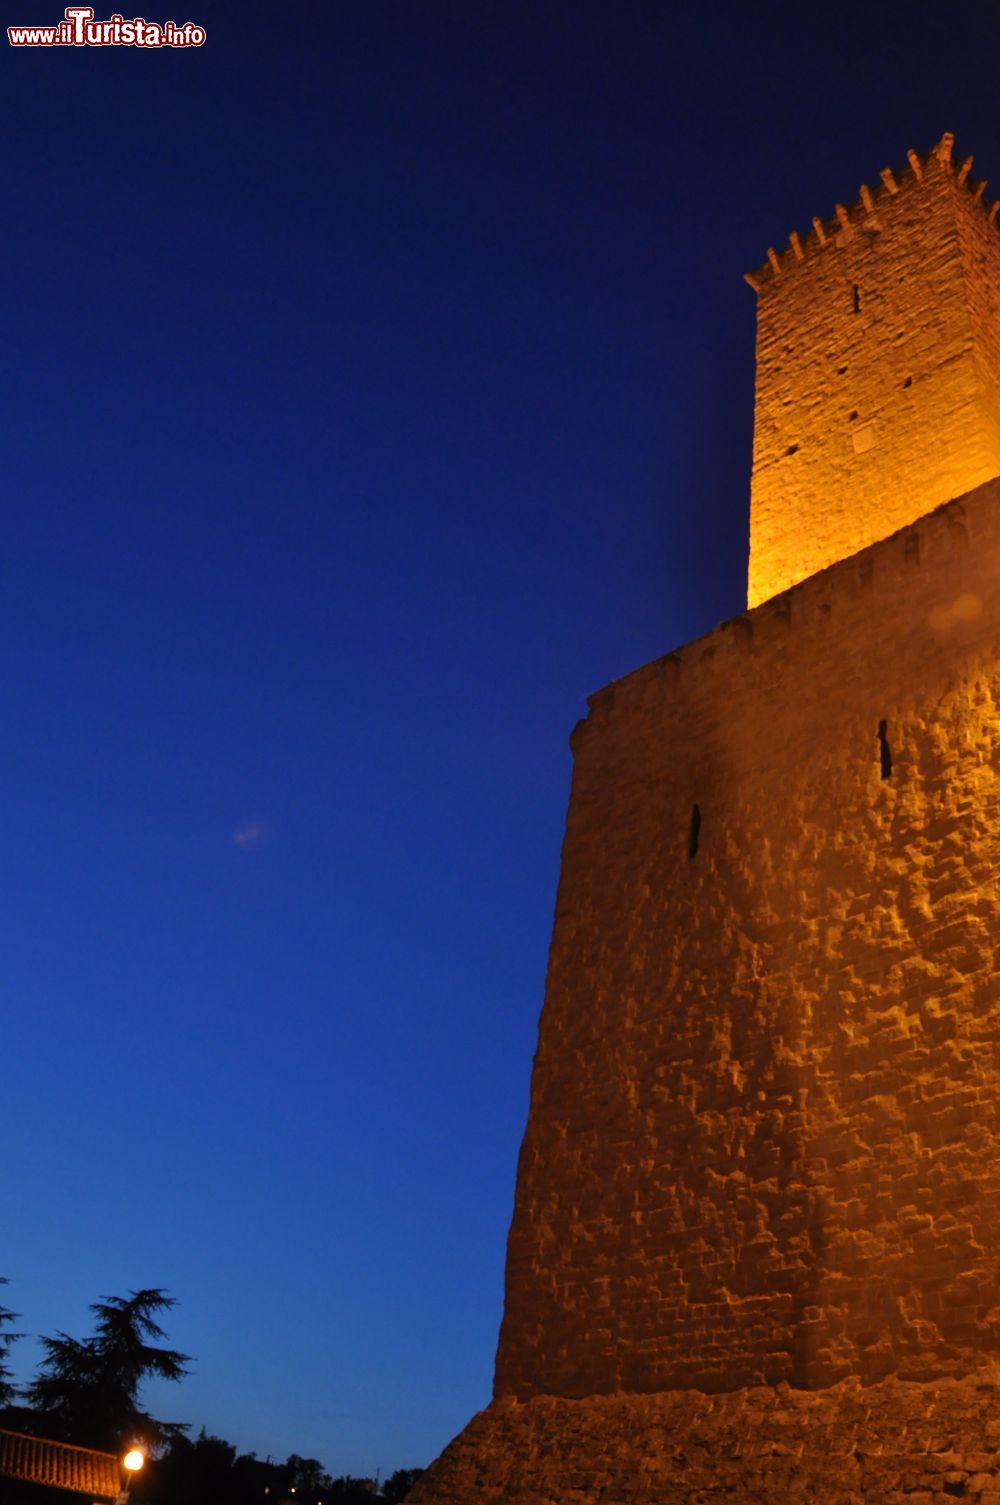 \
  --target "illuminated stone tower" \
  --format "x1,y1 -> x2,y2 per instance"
412,135 -> 1000,1503
748,132 -> 1000,606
